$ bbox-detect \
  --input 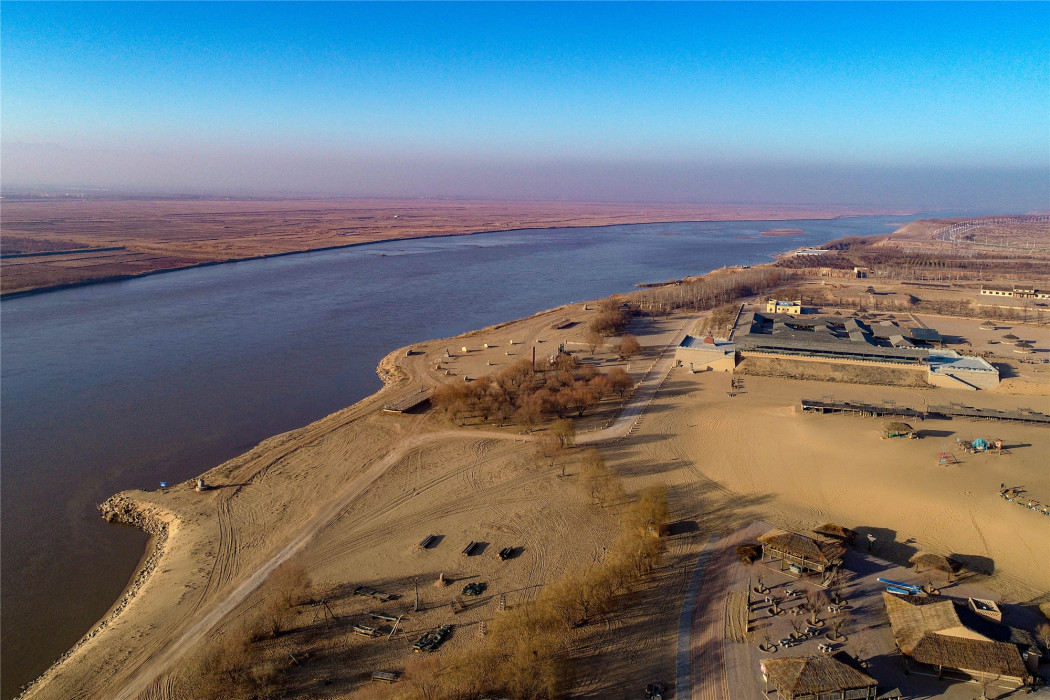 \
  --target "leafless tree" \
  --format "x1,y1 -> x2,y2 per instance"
585,329 -> 604,354
615,333 -> 641,359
